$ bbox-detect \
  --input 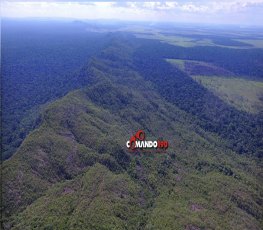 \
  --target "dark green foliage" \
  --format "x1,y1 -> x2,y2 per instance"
195,161 -> 240,178
161,32 -> 255,47
2,20 -> 109,160
184,61 -> 234,76
135,38 -> 263,77
2,24 -> 263,229
12,164 -> 147,230
134,43 -> 263,156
